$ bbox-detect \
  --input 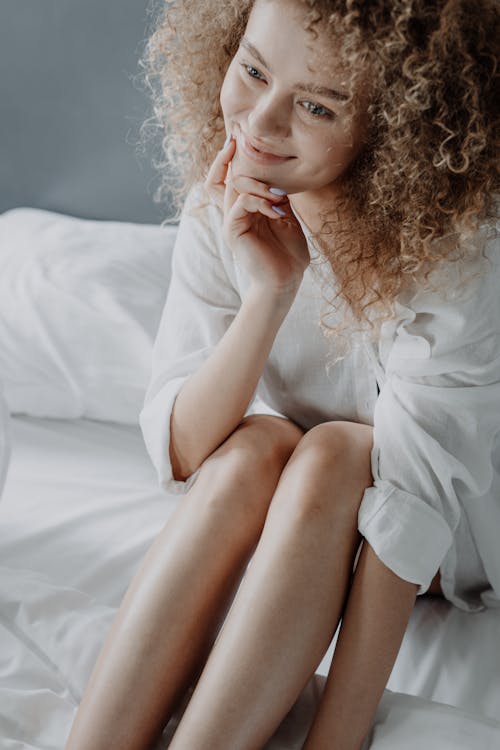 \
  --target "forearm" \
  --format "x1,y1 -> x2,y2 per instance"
169,284 -> 297,481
